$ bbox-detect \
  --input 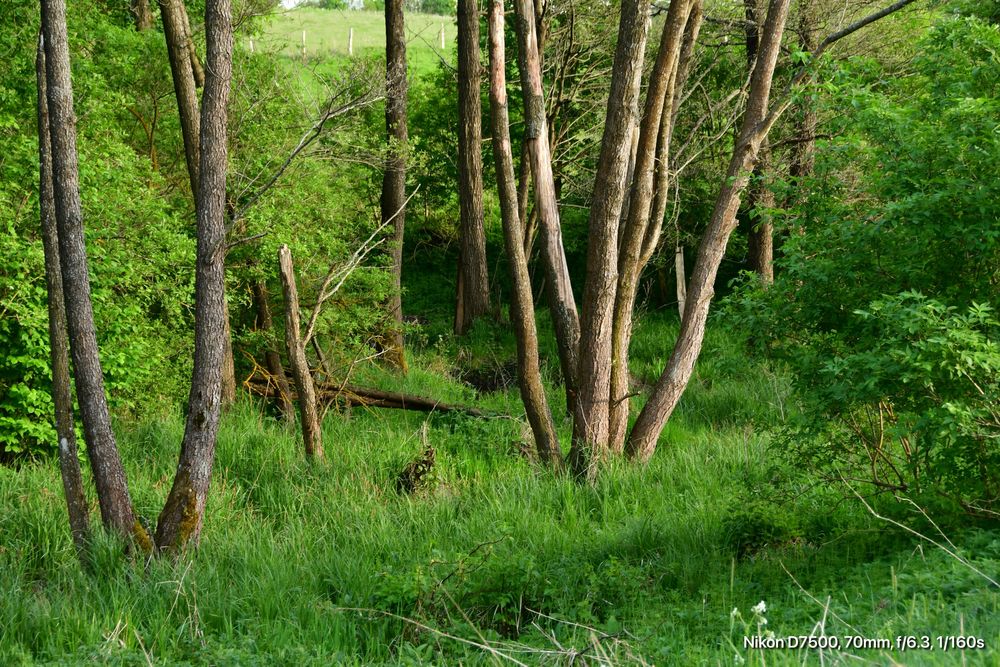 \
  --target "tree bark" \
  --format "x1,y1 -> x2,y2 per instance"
252,279 -> 295,422
745,0 -> 774,284
789,0 -> 817,183
568,0 -> 650,478
454,0 -> 491,336
154,0 -> 233,552
278,246 -> 324,461
626,0 -> 791,462
41,0 -> 145,546
36,35 -> 89,554
607,0 -> 693,454
512,0 -> 580,414
160,0 -> 236,407
487,0 -> 562,469
132,0 -> 153,31
382,0 -> 408,372
181,3 -> 206,88
159,0 -> 201,201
